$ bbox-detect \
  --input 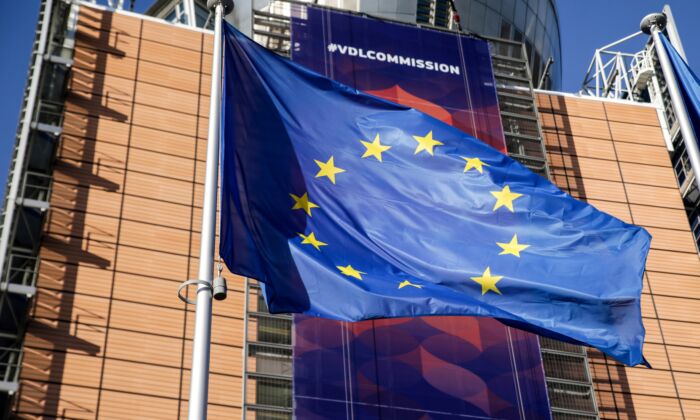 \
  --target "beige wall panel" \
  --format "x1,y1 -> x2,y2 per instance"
629,204 -> 691,231
182,340 -> 243,376
53,159 -> 125,190
682,399 -> 700,420
50,183 -> 122,218
127,146 -> 195,181
609,121 -> 665,146
21,349 -> 102,388
122,194 -> 193,231
101,358 -> 181,399
24,319 -> 105,357
599,365 -> 679,398
75,27 -> 140,60
69,67 -> 135,102
200,73 -> 212,97
604,103 -> 661,126
132,103 -> 197,136
559,177 -> 628,203
134,80 -> 201,116
646,271 -> 700,300
596,391 -> 683,419
58,135 -> 128,168
62,112 -> 131,145
556,135 -> 617,161
187,288 -> 245,320
79,6 -> 141,38
553,114 -> 611,139
658,319 -> 700,347
180,370 -> 241,407
114,245 -> 189,278
673,371 -> 700,400
40,234 -> 116,270
46,207 -> 119,243
98,390 -> 179,420
185,314 -> 243,347
549,154 -> 622,182
612,142 -> 671,167
645,227 -> 696,252
585,199 -> 632,223
618,161 -> 678,188
65,90 -> 133,122
118,220 -> 191,256
640,294 -> 656,319
36,260 -> 112,297
33,289 -> 110,327
197,116 -> 209,139
73,46 -> 138,81
124,170 -> 193,205
112,272 -> 184,310
195,403 -> 241,420
138,60 -> 201,94
538,111 -> 557,131
16,382 -> 99,419
646,249 -> 700,276
130,124 -> 198,158
653,295 -> 700,323
108,299 -> 184,338
548,96 -> 607,120
623,184 -> 685,209
141,19 -> 203,51
667,345 -> 700,374
106,328 -> 183,368
140,39 -> 202,73
203,34 -> 214,54
201,51 -> 213,76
